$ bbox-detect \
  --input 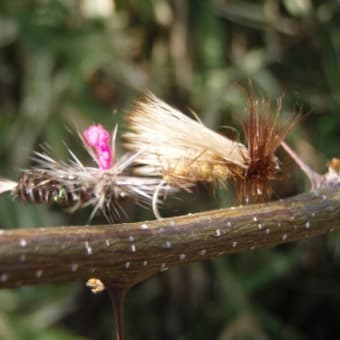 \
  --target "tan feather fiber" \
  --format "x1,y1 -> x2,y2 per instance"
124,93 -> 249,186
